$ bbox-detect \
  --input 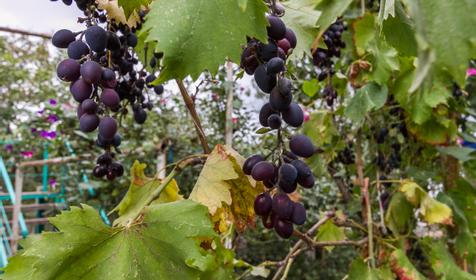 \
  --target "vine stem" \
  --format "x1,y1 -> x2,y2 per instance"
175,79 -> 212,154
130,155 -> 206,223
376,171 -> 387,235
355,134 -> 375,268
